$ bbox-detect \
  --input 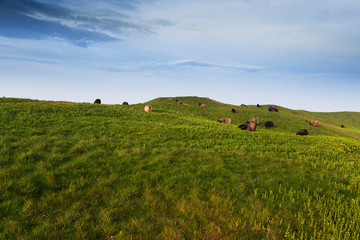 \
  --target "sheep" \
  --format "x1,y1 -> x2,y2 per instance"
269,105 -> 278,112
238,122 -> 257,131
248,117 -> 259,125
199,103 -> 207,108
144,105 -> 152,112
264,121 -> 274,128
94,99 -> 101,104
296,129 -> 308,135
247,122 -> 257,131
122,101 -> 129,105
310,120 -> 319,127
218,118 -> 232,125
